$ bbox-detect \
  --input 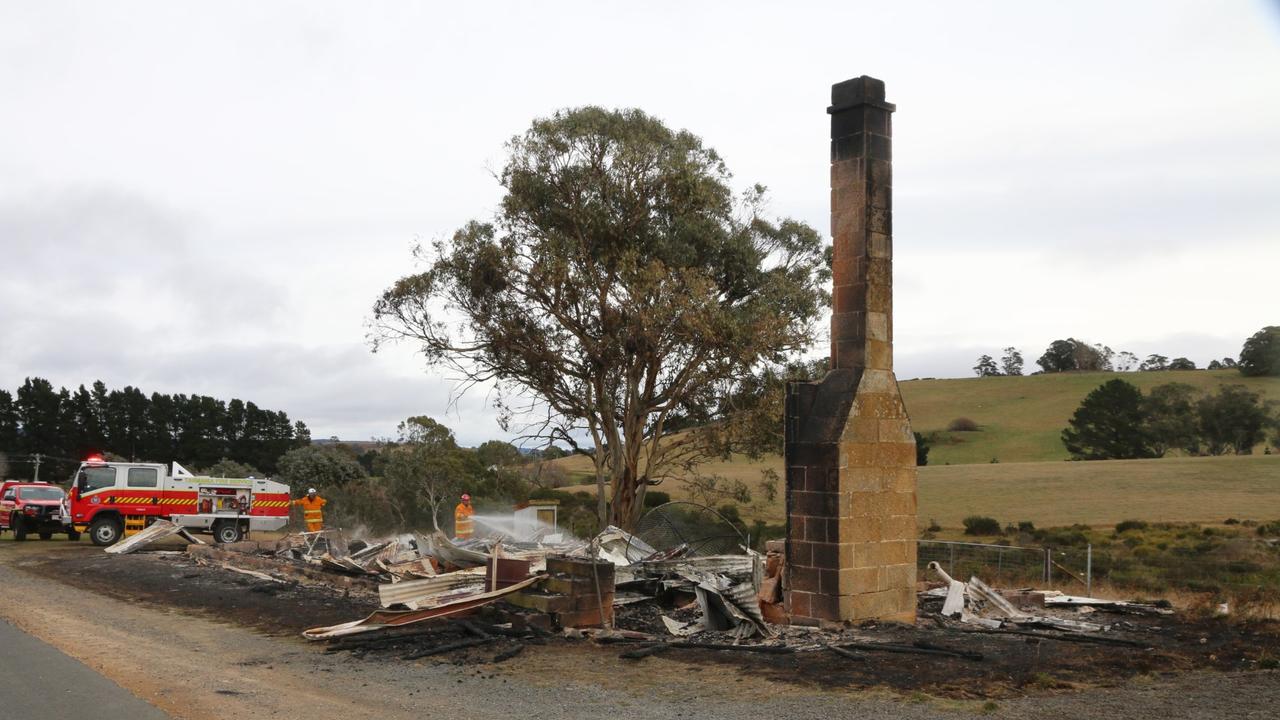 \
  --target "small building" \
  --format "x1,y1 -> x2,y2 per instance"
512,499 -> 559,541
